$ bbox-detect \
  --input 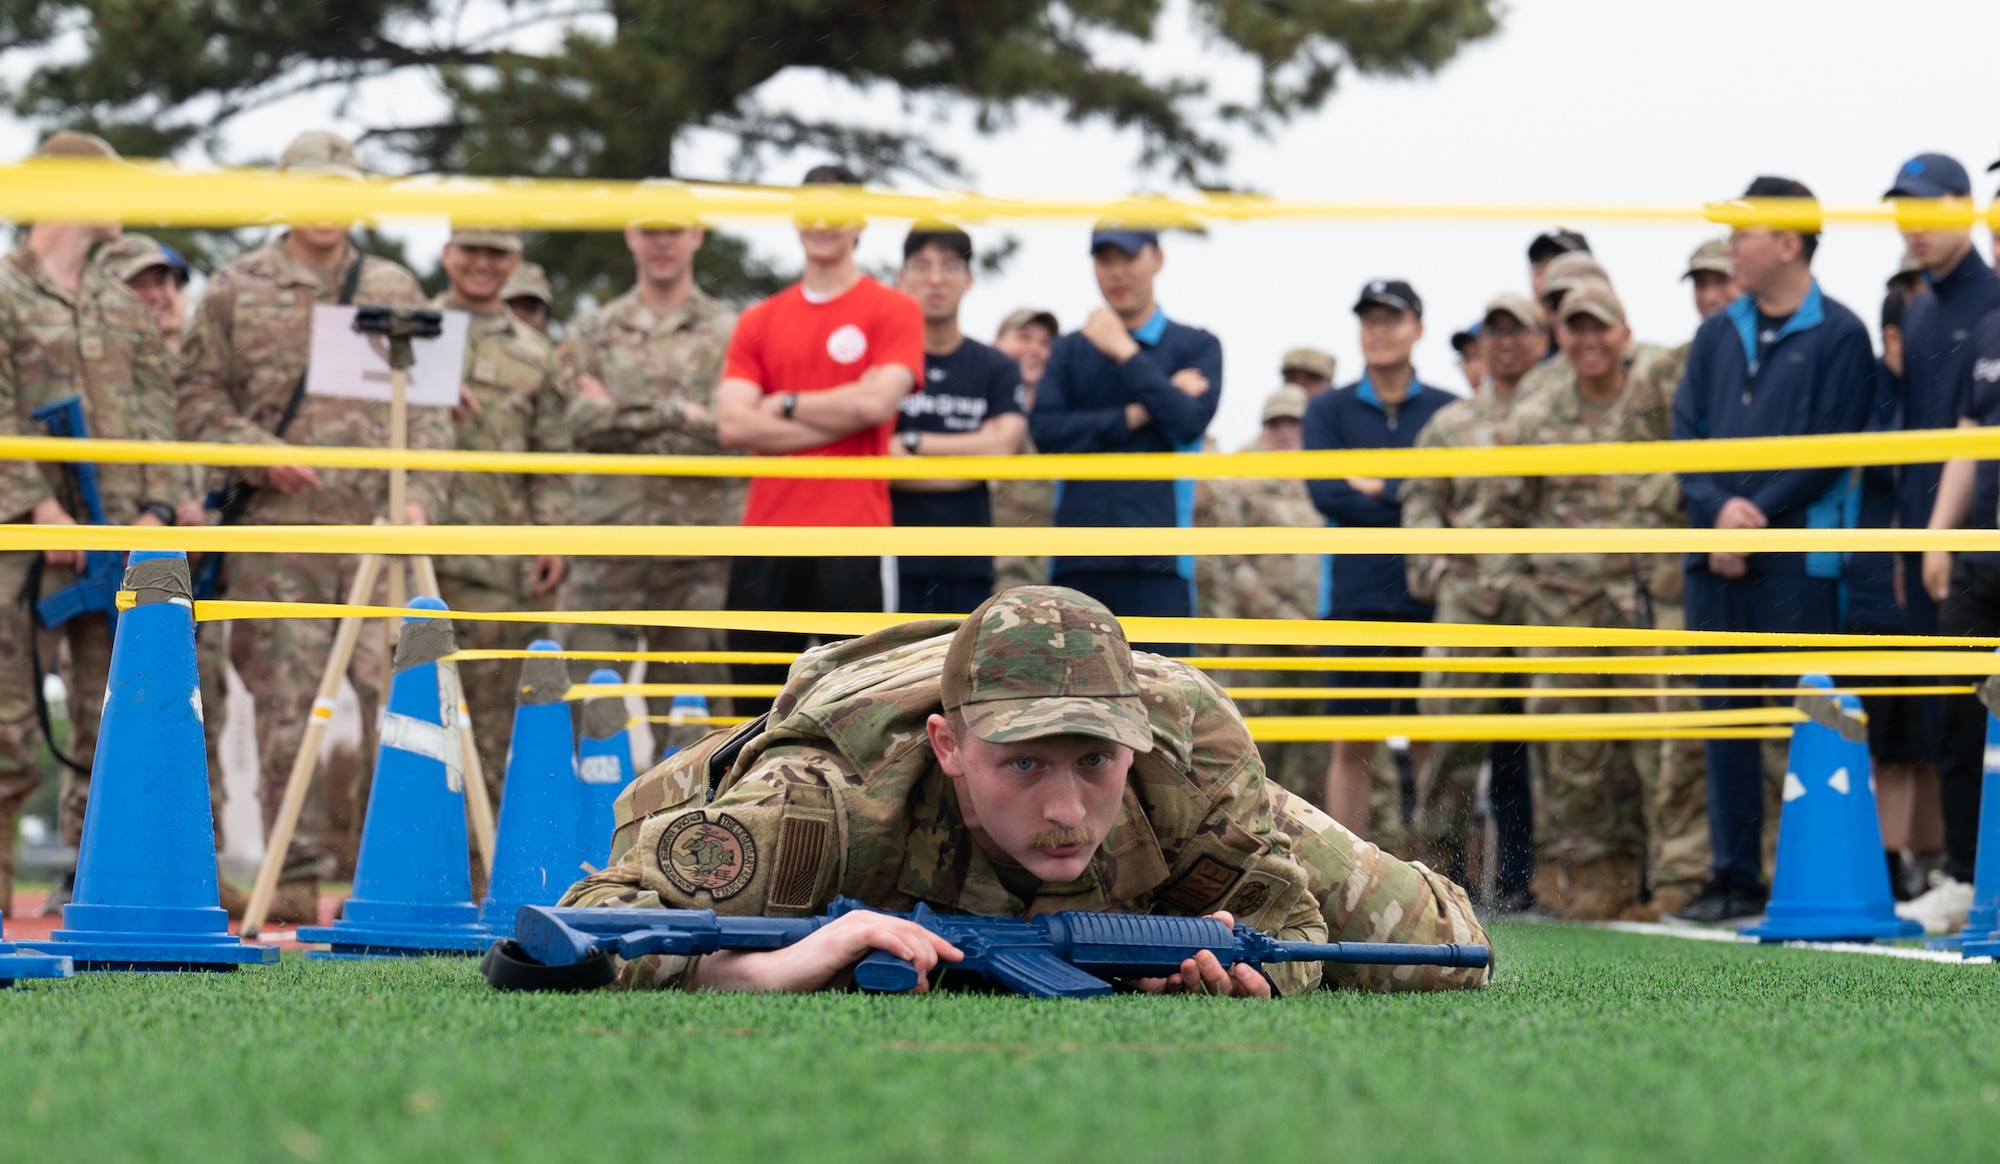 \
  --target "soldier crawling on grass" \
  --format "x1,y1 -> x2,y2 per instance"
558,586 -> 1491,997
